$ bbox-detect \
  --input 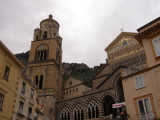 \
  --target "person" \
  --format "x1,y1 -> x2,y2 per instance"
120,111 -> 125,119
109,114 -> 113,119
